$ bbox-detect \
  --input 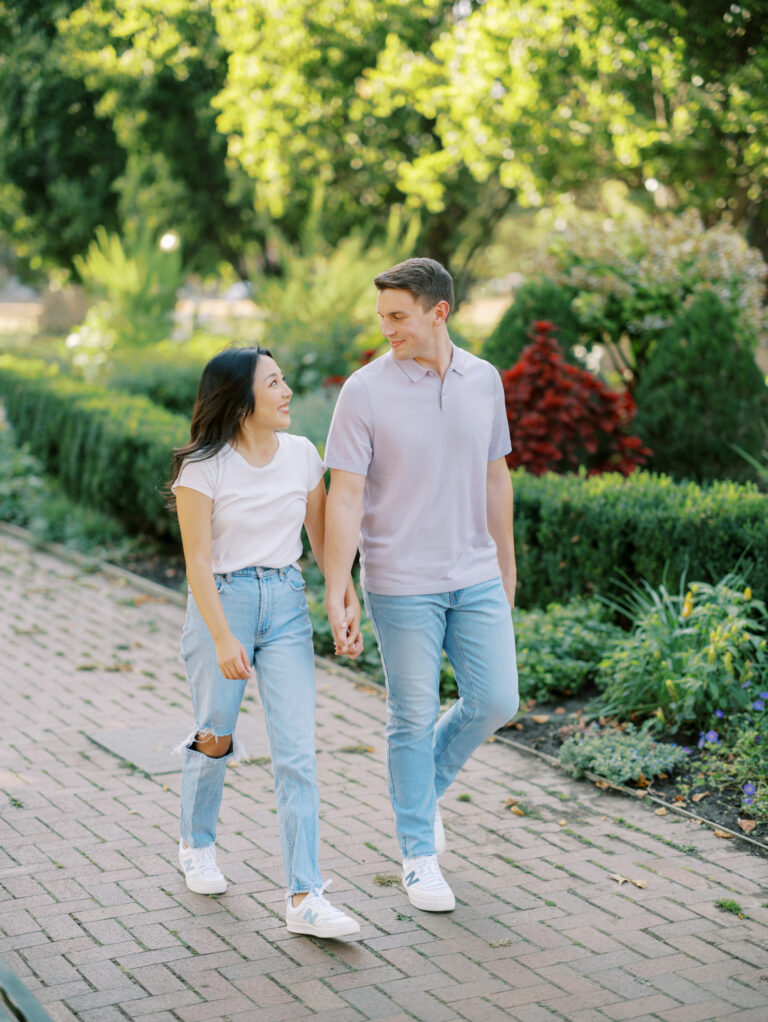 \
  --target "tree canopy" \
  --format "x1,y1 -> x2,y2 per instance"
0,0 -> 765,281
